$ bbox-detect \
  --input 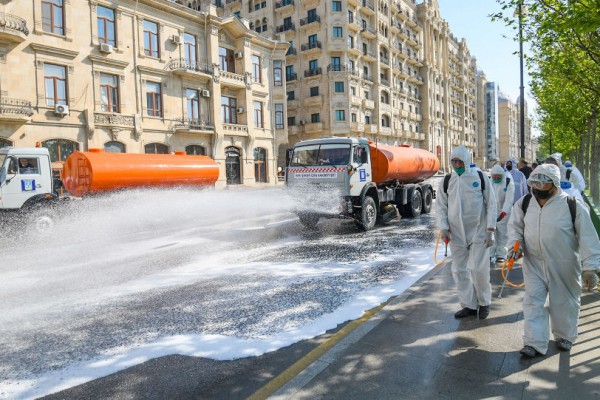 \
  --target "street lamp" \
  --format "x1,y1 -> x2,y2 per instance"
515,1 -> 527,159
